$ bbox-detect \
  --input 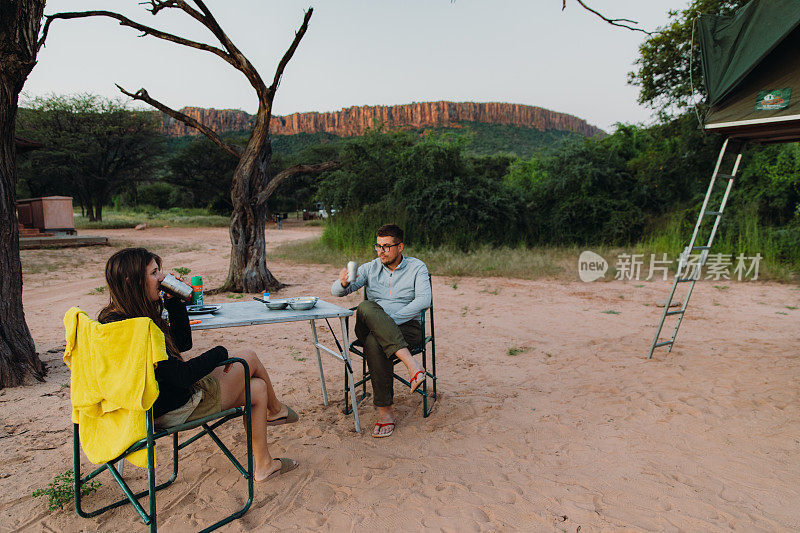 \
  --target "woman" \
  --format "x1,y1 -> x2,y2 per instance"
98,247 -> 298,482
